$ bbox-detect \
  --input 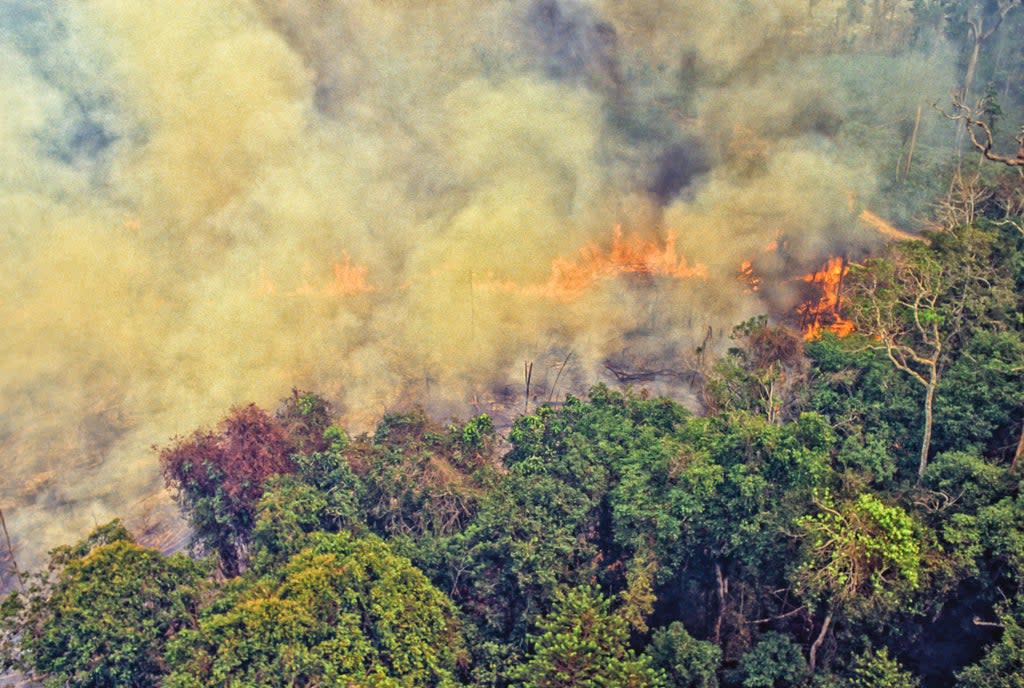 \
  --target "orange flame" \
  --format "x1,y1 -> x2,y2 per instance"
474,226 -> 708,301
738,259 -> 761,292
556,226 -> 707,284
797,256 -> 855,340
258,254 -> 374,298
296,255 -> 374,296
858,209 -> 922,243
